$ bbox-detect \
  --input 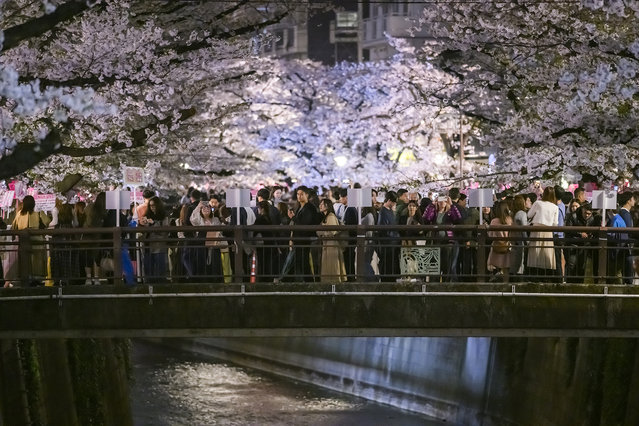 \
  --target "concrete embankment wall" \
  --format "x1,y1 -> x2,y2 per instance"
0,339 -> 132,426
165,337 -> 639,426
